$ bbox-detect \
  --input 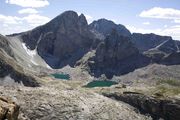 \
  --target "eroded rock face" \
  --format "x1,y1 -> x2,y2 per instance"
21,11 -> 95,68
96,30 -> 138,62
85,30 -> 150,78
0,97 -> 19,120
